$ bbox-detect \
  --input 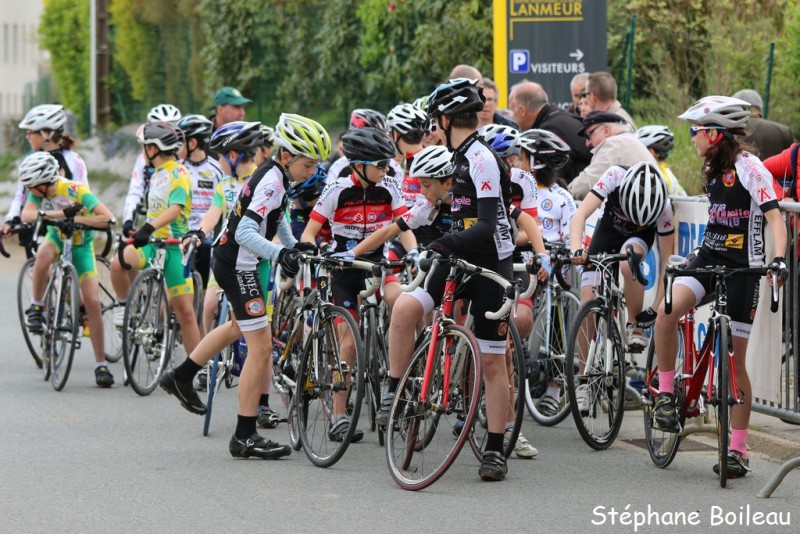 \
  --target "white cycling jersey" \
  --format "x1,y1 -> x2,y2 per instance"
536,183 -> 577,247
122,153 -> 150,222
184,157 -> 224,230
